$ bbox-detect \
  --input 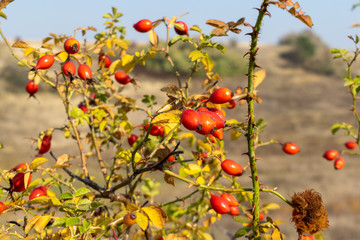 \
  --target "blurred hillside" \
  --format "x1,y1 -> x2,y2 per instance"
0,31 -> 360,239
